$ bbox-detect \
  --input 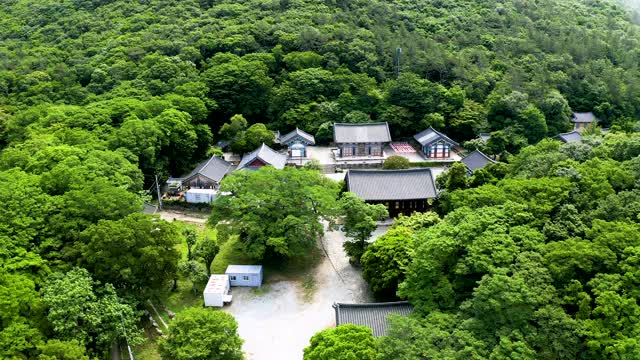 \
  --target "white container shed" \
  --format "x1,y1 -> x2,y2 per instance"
203,274 -> 232,307
185,188 -> 218,204
225,265 -> 263,287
